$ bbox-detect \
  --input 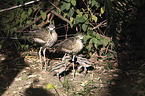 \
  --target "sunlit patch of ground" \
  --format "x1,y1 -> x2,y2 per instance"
1,51 -> 118,96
